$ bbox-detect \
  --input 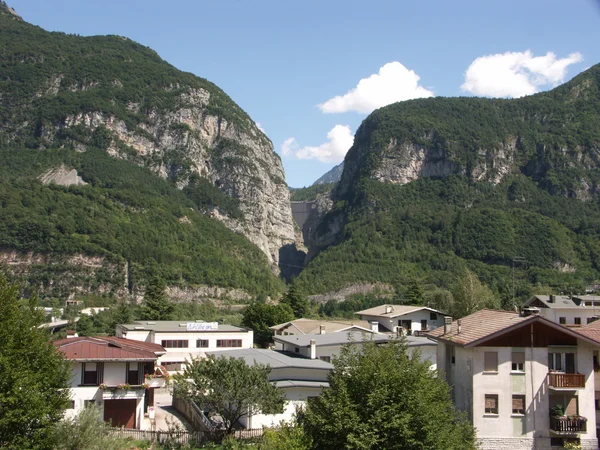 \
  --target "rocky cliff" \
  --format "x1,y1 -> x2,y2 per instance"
0,5 -> 295,269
